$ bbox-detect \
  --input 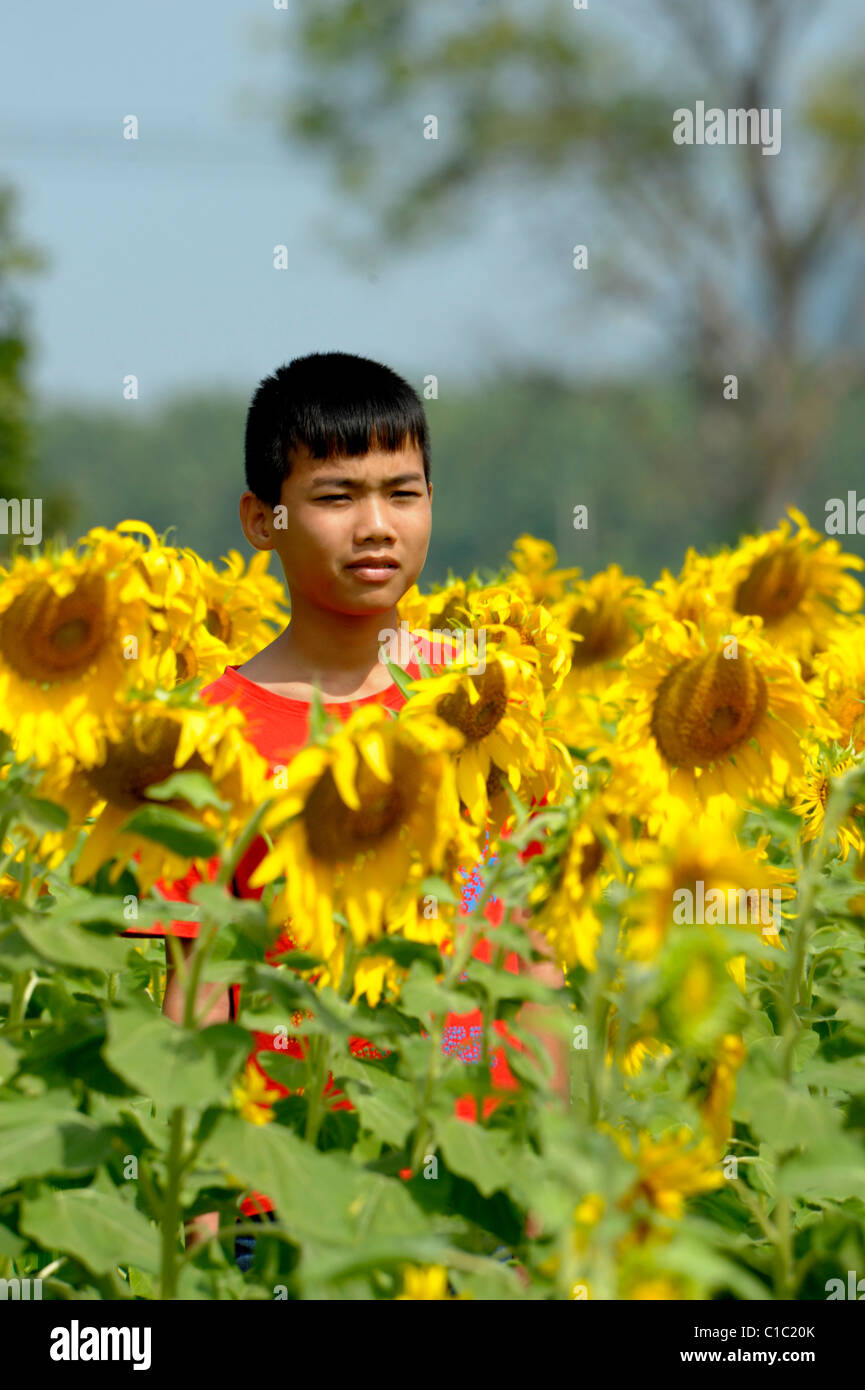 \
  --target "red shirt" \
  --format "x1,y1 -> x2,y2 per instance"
124,660 -> 528,1216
